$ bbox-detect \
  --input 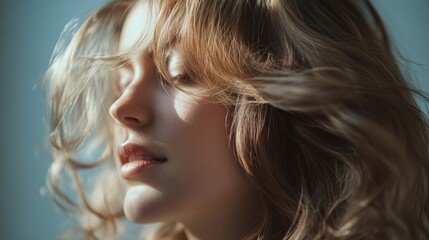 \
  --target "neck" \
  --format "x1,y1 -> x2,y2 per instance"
180,196 -> 261,240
